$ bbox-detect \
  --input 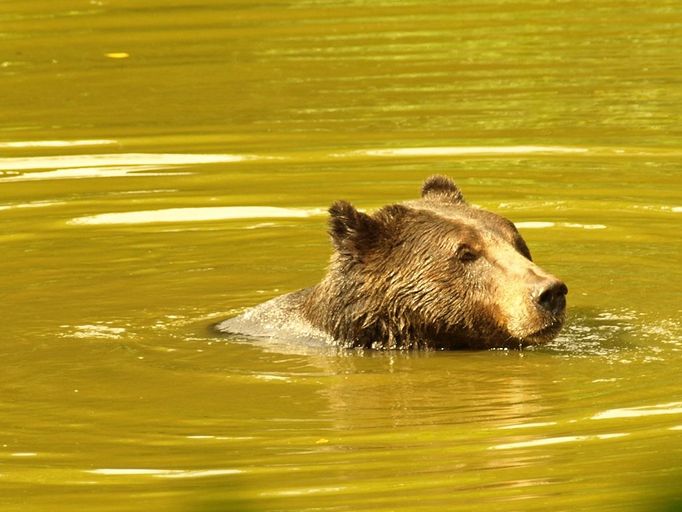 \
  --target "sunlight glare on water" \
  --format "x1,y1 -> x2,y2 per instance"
1,0 -> 681,511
